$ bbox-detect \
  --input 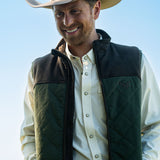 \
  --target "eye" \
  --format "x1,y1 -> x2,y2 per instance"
70,9 -> 80,15
55,11 -> 64,18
